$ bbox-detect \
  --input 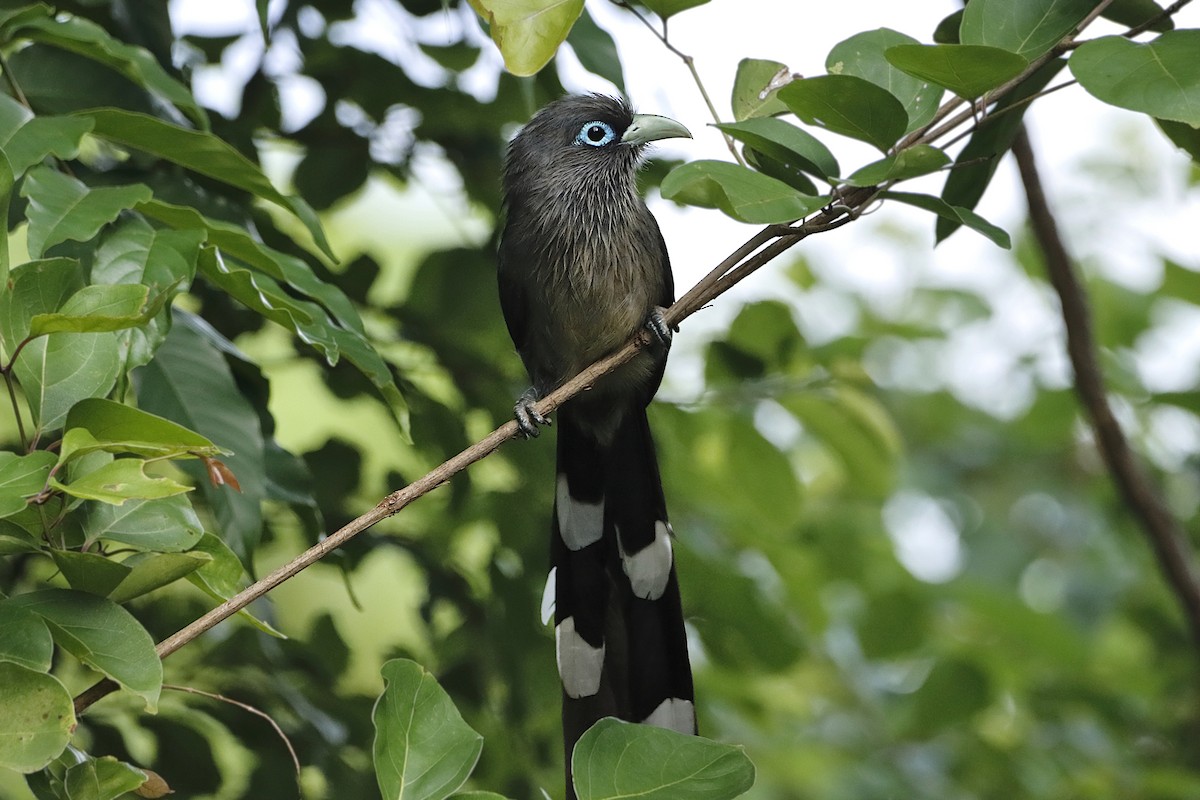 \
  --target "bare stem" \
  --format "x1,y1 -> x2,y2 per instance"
1011,127 -> 1200,652
615,0 -> 745,165
164,684 -> 301,774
